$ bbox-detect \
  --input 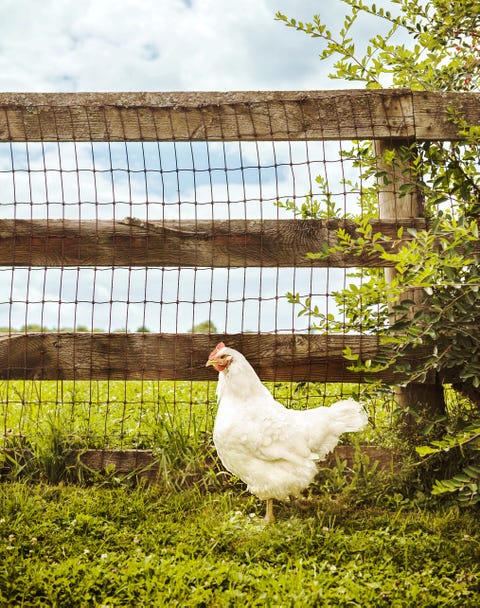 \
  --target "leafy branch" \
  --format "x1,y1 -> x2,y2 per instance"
279,0 -> 480,505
